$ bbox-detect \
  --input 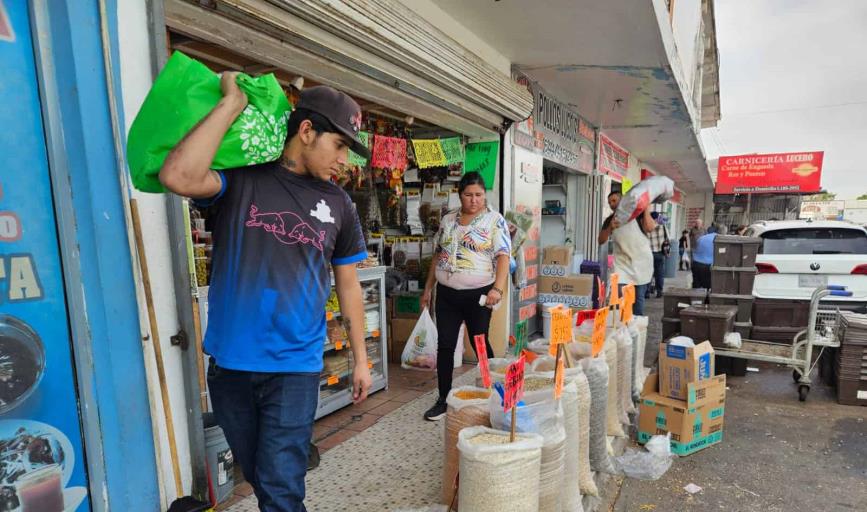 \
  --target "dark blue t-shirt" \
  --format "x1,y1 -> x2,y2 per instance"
200,162 -> 367,372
